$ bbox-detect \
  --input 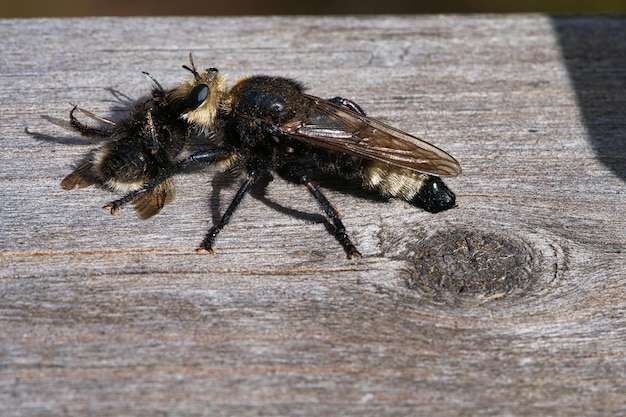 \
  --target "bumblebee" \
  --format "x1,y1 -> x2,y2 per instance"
103,55 -> 461,258
60,72 -> 202,218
